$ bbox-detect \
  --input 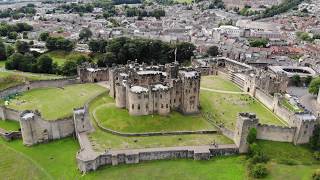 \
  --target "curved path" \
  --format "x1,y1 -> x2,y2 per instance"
200,87 -> 247,94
